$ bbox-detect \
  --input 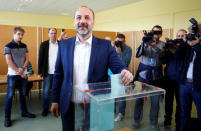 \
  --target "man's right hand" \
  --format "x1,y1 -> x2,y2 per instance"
51,103 -> 60,117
